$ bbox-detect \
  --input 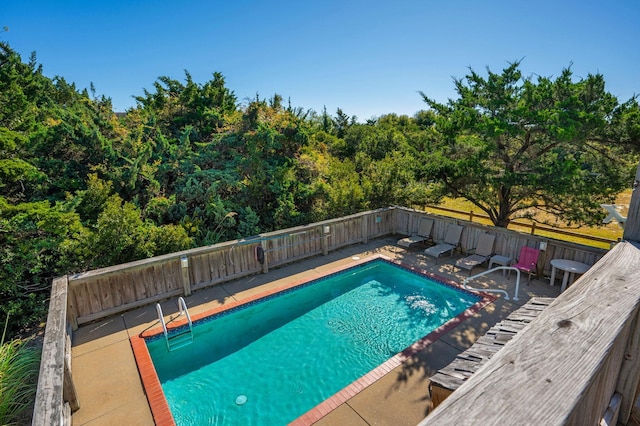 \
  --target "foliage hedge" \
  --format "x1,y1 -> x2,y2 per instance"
1,42 -> 638,339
